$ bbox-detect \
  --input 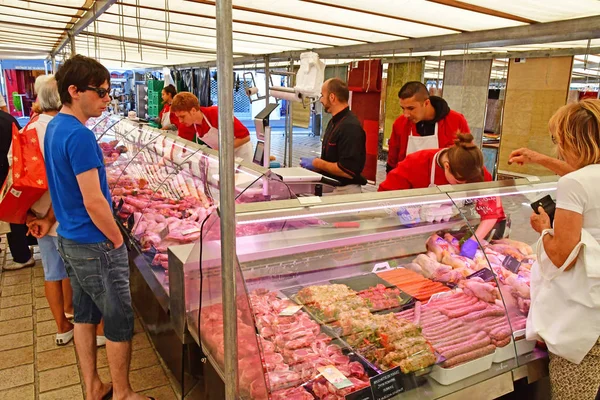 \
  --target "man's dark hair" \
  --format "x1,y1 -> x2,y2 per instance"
163,84 -> 177,98
398,81 -> 429,102
55,55 -> 110,105
326,78 -> 349,103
